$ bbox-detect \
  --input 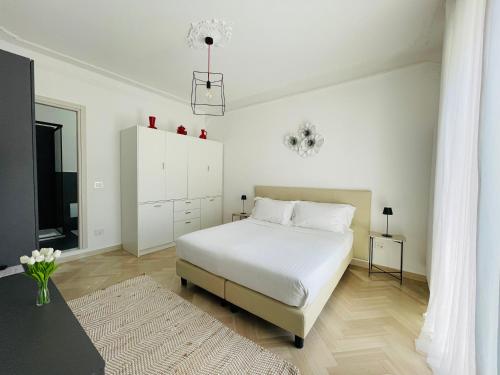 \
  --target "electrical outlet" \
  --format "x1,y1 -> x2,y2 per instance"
94,180 -> 104,189
375,242 -> 384,249
94,229 -> 104,236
